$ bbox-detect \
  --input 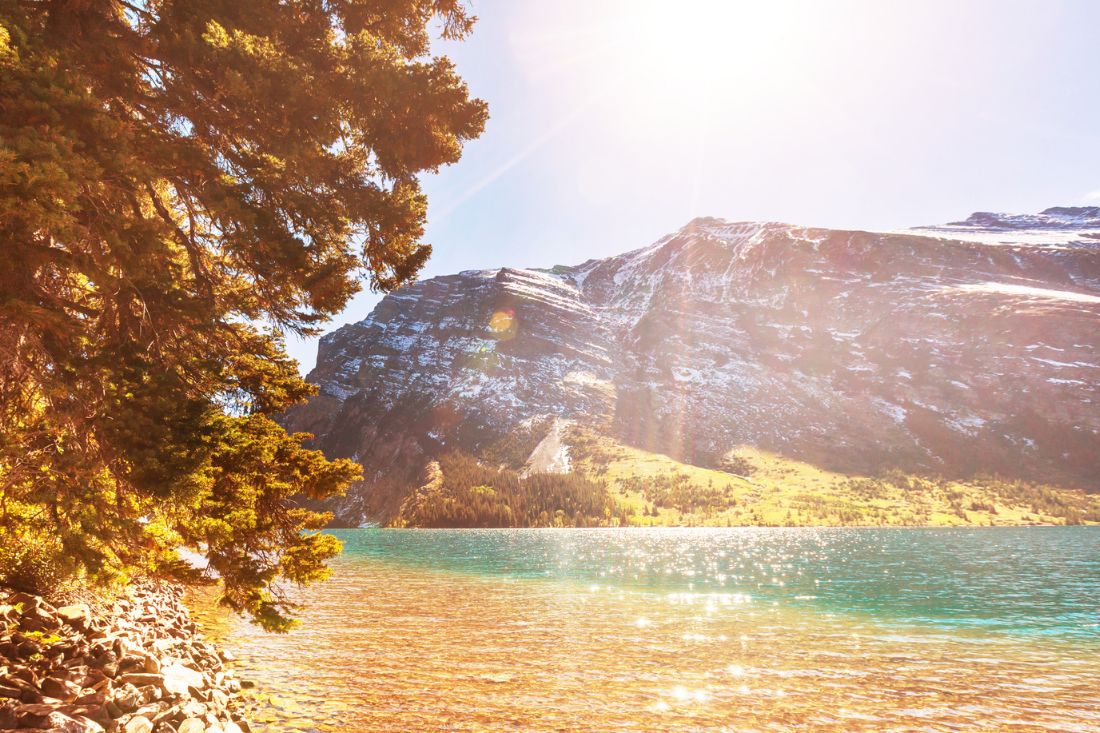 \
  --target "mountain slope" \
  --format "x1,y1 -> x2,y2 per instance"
284,207 -> 1100,525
